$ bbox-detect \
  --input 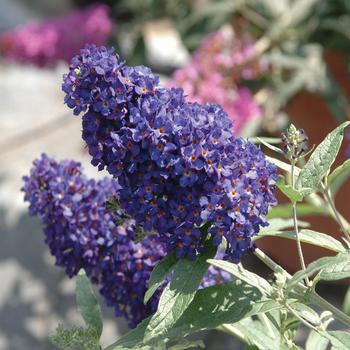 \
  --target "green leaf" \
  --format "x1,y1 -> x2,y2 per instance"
50,325 -> 100,350
207,259 -> 273,295
76,270 -> 103,338
277,175 -> 311,201
290,303 -> 320,325
266,156 -> 300,176
286,253 -> 346,290
326,331 -> 350,350
286,0 -> 319,26
328,159 -> 350,199
231,318 -> 280,350
144,242 -> 216,342
255,137 -> 284,154
168,340 -> 205,350
258,218 -> 309,236
250,137 -> 282,145
318,253 -> 350,281
106,282 -> 279,350
343,287 -> 350,315
267,203 -> 324,219
297,122 -> 350,192
305,330 -> 329,350
255,228 -> 345,253
104,317 -> 151,350
144,253 -> 177,304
